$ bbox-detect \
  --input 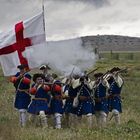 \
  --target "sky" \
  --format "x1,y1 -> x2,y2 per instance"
0,0 -> 140,41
